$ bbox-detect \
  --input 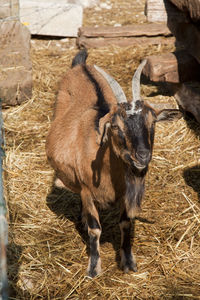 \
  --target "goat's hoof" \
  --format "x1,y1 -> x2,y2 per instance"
87,267 -> 101,278
87,259 -> 101,278
87,269 -> 98,278
120,250 -> 137,273
122,260 -> 137,273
